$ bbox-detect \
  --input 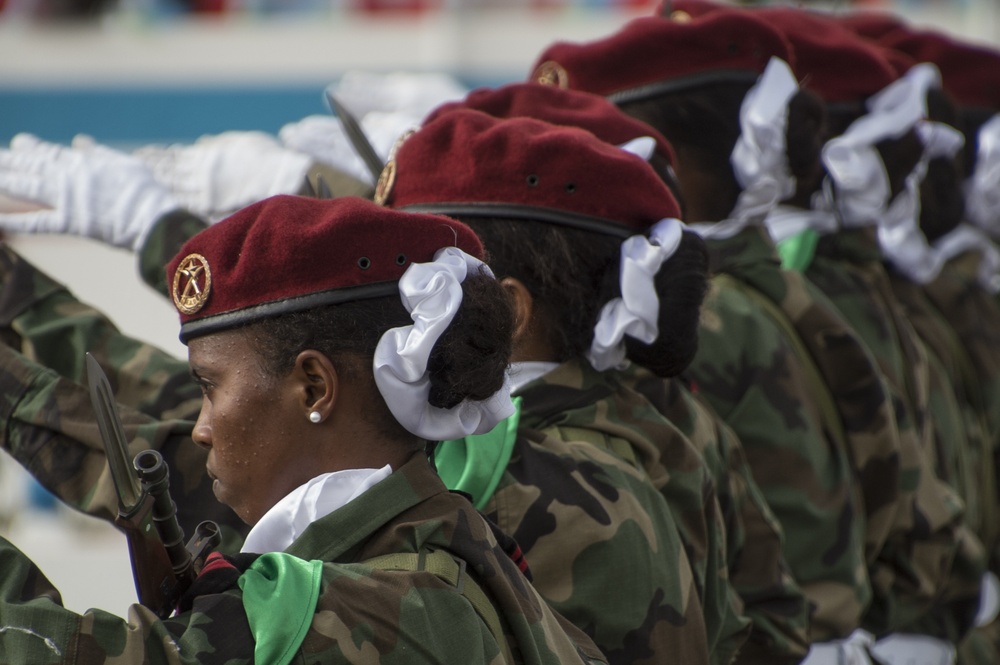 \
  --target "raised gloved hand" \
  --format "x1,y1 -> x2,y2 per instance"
134,131 -> 312,218
0,134 -> 182,250
279,111 -> 421,185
